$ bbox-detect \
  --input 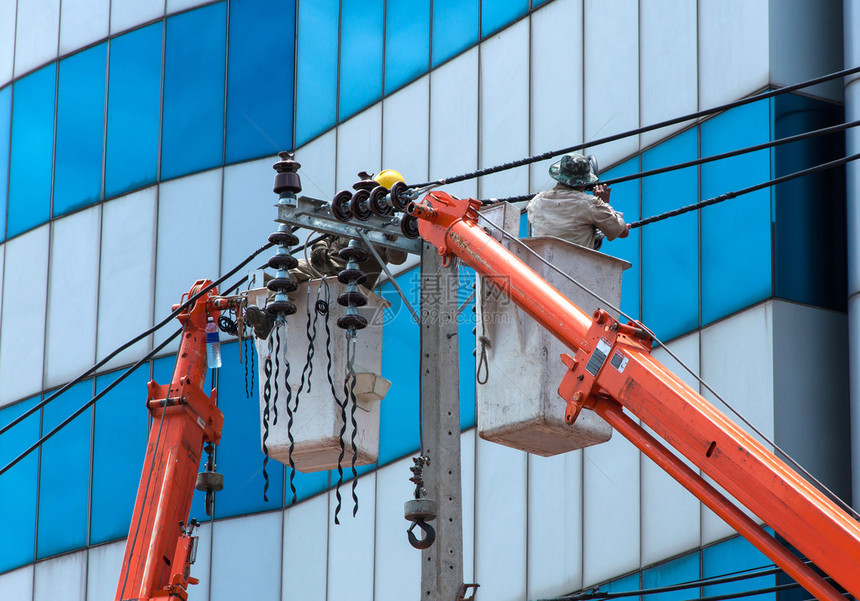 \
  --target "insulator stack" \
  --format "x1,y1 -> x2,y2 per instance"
336,240 -> 369,332
267,151 -> 302,317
